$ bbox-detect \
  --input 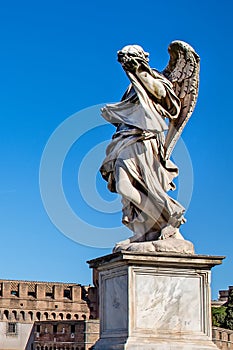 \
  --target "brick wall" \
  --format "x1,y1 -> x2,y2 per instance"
32,320 -> 99,350
0,280 -> 98,322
